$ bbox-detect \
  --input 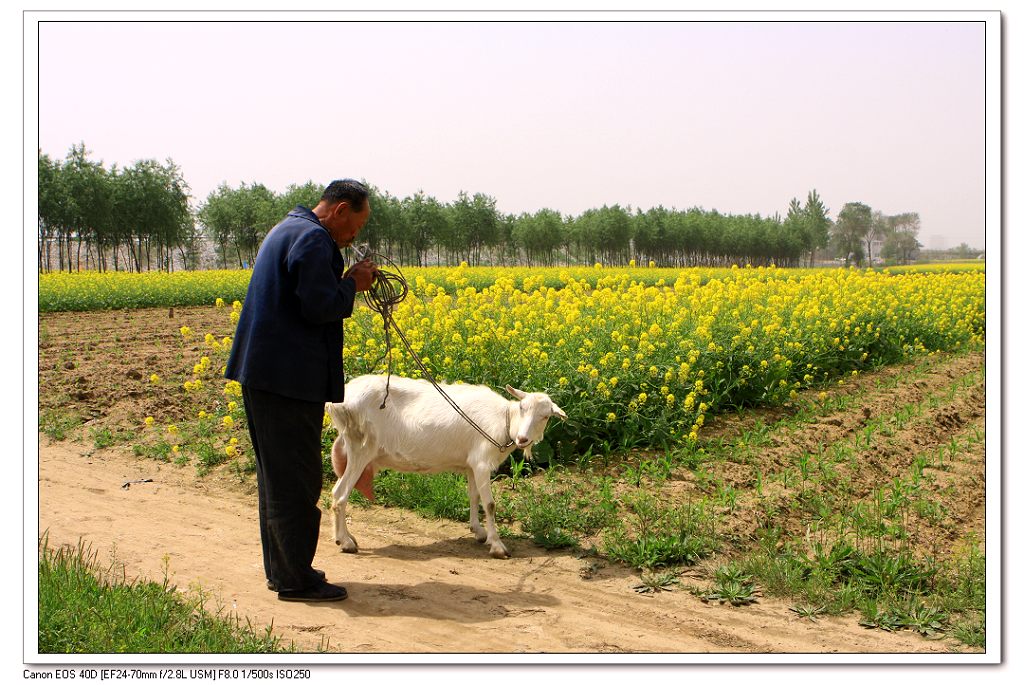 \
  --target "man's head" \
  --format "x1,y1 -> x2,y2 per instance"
314,179 -> 371,248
